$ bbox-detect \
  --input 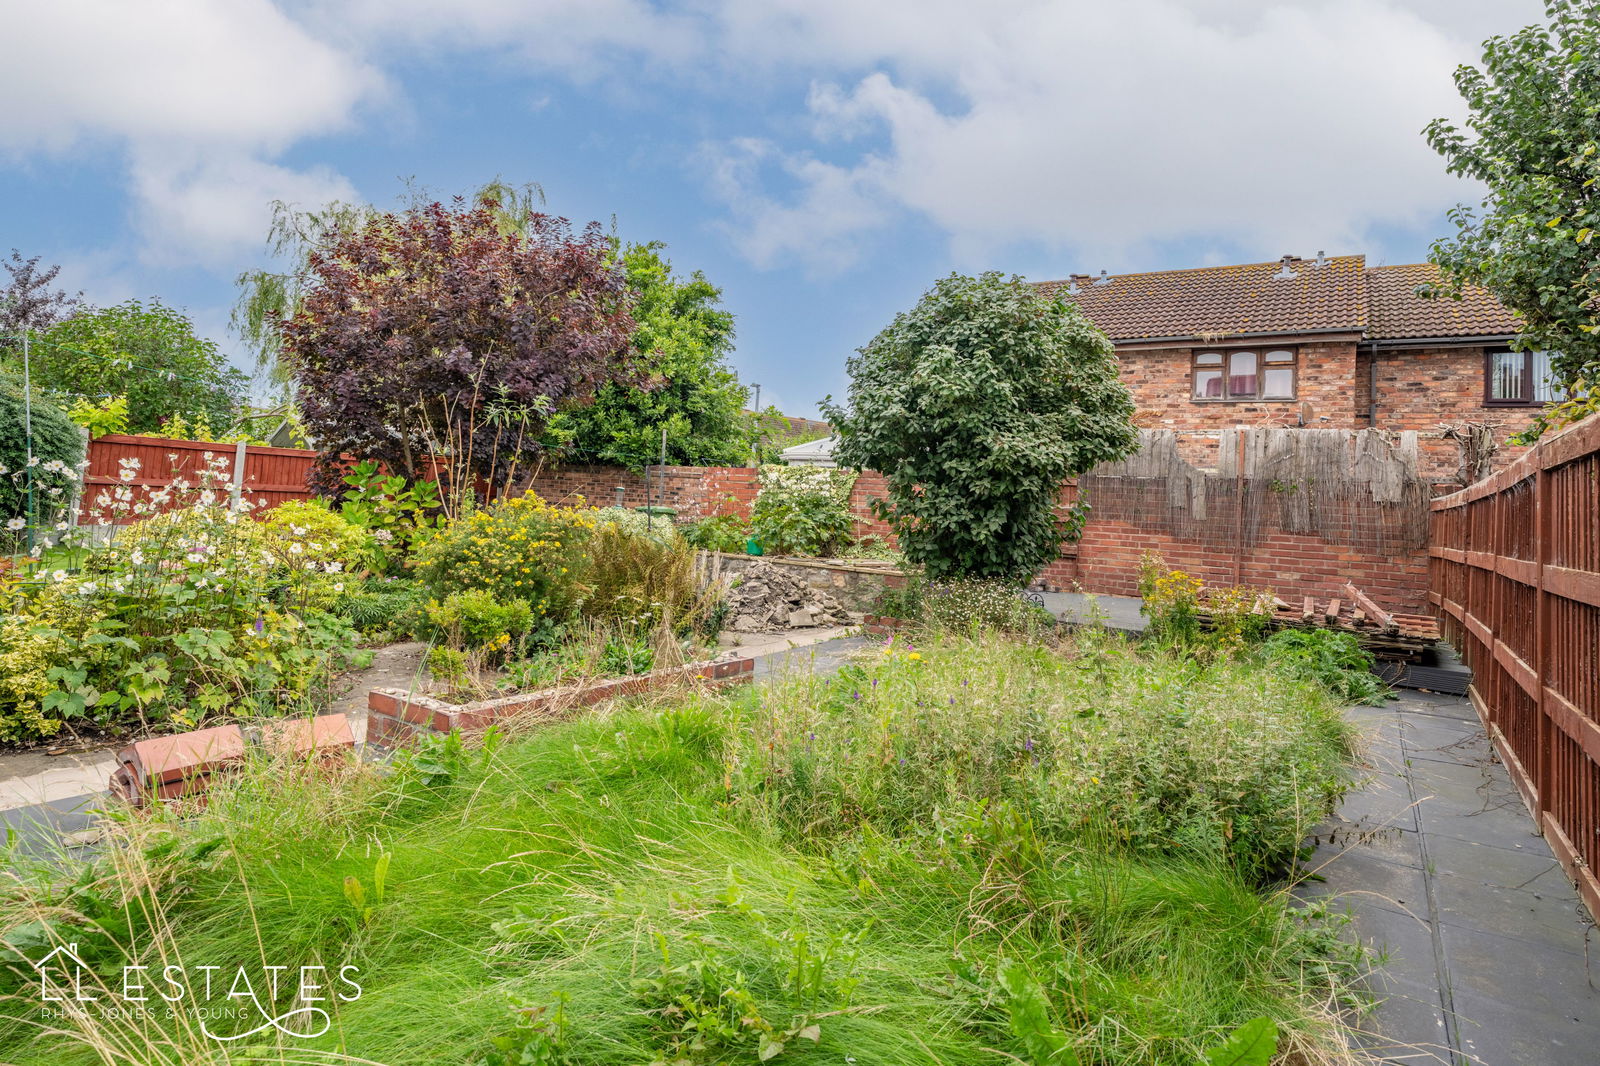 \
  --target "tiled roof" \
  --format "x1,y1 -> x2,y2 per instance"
1035,256 -> 1519,343
1036,255 -> 1368,341
1365,263 -> 1519,340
